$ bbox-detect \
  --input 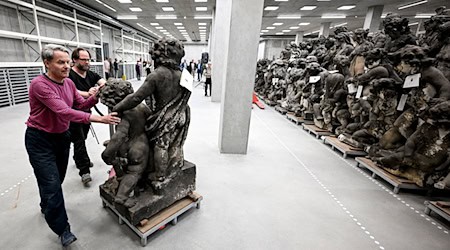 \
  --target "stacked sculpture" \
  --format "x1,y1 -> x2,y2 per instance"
255,9 -> 450,189
99,38 -> 196,225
